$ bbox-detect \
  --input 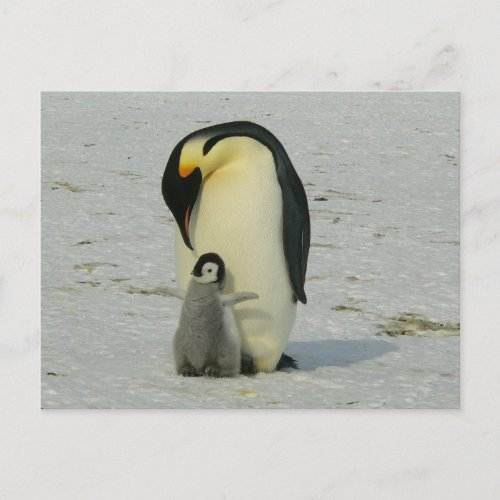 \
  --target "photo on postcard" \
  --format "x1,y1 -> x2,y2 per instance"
41,92 -> 459,408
